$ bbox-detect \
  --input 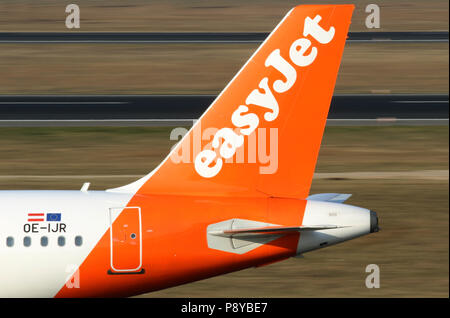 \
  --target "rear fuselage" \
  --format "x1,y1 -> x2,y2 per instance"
0,190 -> 372,297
